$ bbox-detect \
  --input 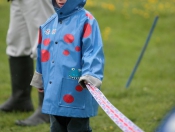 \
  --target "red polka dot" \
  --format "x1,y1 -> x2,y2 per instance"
83,23 -> 92,38
41,50 -> 50,62
64,34 -> 74,43
38,29 -> 42,44
63,50 -> 70,56
63,94 -> 74,103
76,85 -> 83,92
43,38 -> 50,46
75,46 -> 81,52
86,13 -> 93,19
